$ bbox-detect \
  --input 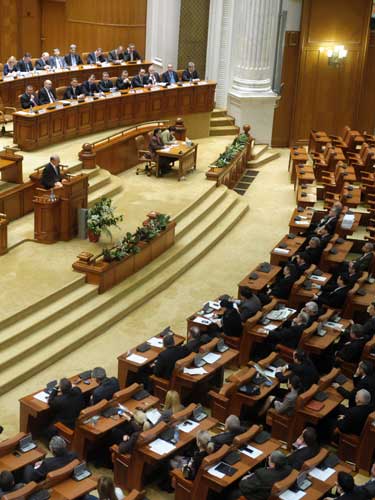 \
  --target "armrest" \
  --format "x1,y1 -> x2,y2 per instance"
170,468 -> 192,488
208,390 -> 229,405
54,422 -> 74,440
4,107 -> 17,113
276,344 -> 294,358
